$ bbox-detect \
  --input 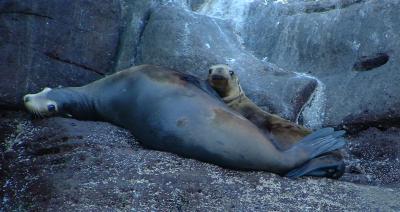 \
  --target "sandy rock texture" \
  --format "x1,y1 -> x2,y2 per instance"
1,111 -> 399,211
